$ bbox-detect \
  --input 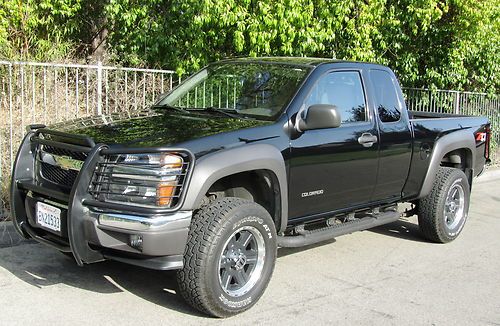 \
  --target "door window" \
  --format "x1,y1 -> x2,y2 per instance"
369,69 -> 401,123
305,71 -> 367,124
